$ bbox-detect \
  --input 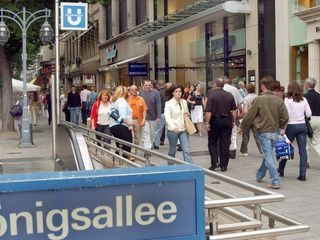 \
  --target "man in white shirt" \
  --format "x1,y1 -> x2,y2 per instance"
80,85 -> 90,124
223,76 -> 243,159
